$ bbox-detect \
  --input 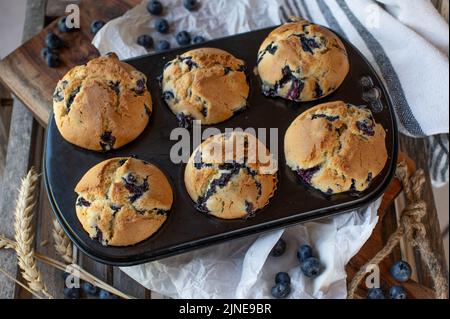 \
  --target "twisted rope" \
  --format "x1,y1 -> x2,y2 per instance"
348,163 -> 448,299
